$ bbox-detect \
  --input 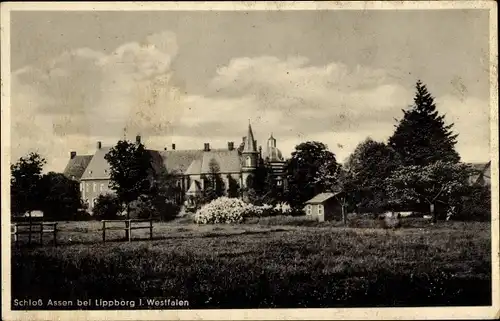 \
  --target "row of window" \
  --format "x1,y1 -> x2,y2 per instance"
83,198 -> 99,208
80,182 -> 108,193
306,204 -> 323,215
